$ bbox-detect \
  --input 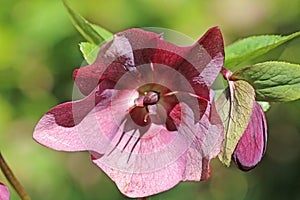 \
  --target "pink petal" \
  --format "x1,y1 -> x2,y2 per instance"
183,91 -> 223,181
34,27 -> 225,198
92,103 -> 195,197
95,155 -> 186,198
92,91 -> 223,197
0,183 -> 9,200
232,101 -> 267,171
33,87 -> 138,152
